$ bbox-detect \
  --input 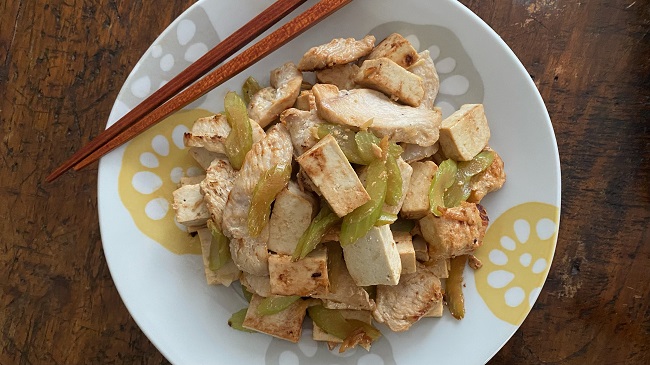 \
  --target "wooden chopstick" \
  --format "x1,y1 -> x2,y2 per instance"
71,0 -> 352,173
46,0 -> 308,182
